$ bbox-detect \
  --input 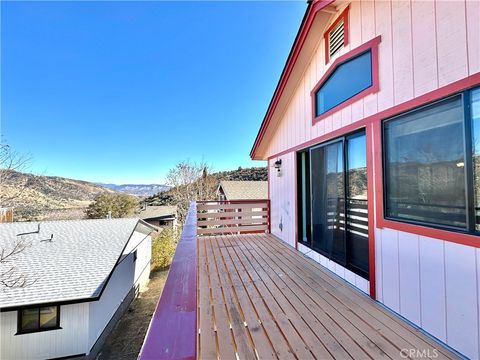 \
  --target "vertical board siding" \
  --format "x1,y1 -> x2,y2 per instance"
444,241 -> 479,359
380,228 -> 400,312
419,236 -> 448,343
265,0 -> 475,159
391,0 -> 414,105
411,0 -> 438,96
263,1 -> 479,358
397,232 -> 421,326
436,0 -> 469,87
268,153 -> 295,248
376,231 -> 480,359
375,0 -> 394,112
466,0 -> 480,75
